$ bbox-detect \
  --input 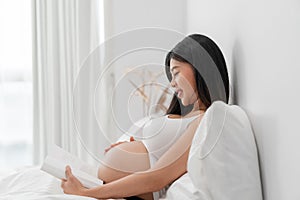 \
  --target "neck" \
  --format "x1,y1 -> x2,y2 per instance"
191,99 -> 206,112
